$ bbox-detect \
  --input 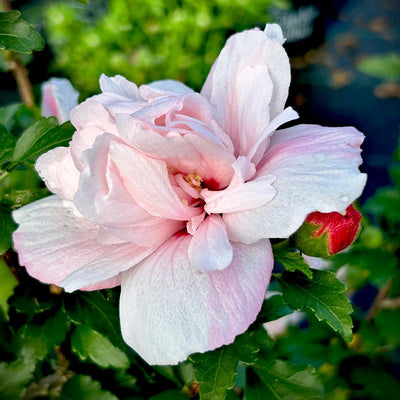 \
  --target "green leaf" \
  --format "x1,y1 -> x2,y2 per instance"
255,295 -> 293,325
244,368 -> 267,400
0,208 -> 17,255
0,11 -> 44,54
333,247 -> 397,288
191,333 -> 258,400
374,308 -> 400,348
275,251 -> 313,279
0,360 -> 35,400
149,390 -> 189,400
16,309 -> 70,362
351,366 -> 400,400
251,359 -> 324,400
0,124 -> 16,166
12,118 -> 75,163
364,187 -> 400,223
71,324 -> 129,369
63,292 -> 123,348
0,103 -> 20,130
279,270 -> 353,342
358,53 -> 400,81
0,258 -> 17,316
59,375 -> 118,400
390,165 -> 400,189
